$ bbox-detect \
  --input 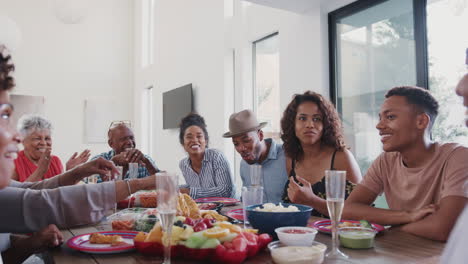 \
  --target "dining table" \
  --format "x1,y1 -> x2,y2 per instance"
48,204 -> 445,264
